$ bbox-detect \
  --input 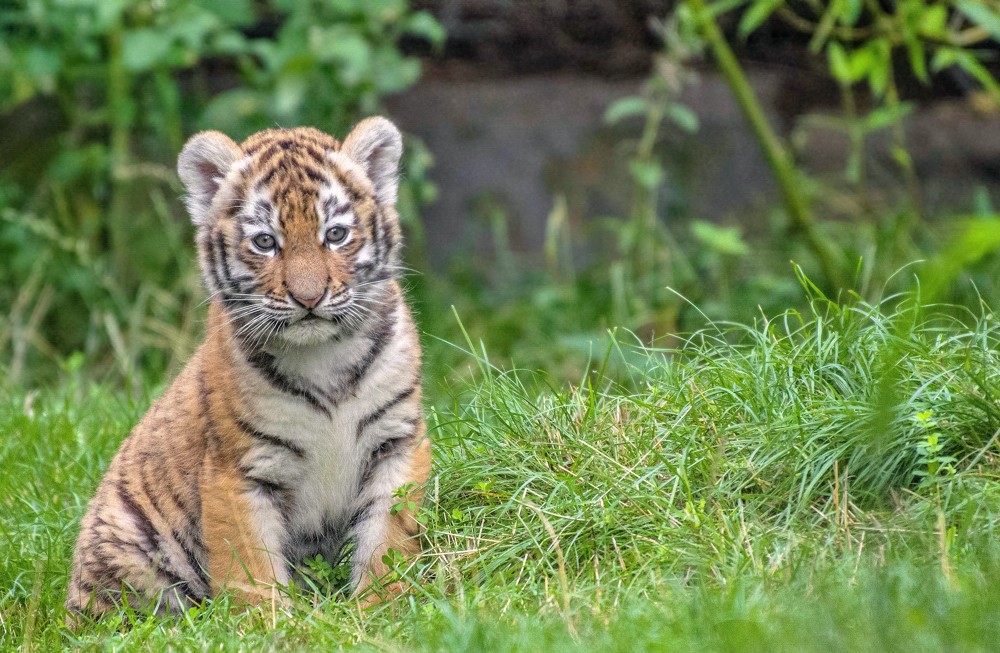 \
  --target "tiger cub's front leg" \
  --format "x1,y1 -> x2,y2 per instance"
351,426 -> 431,602
201,462 -> 291,607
